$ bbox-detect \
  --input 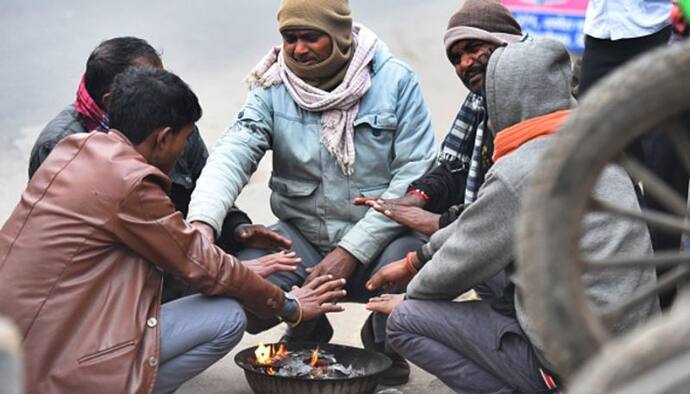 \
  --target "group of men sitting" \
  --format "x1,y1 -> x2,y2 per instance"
0,0 -> 659,393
